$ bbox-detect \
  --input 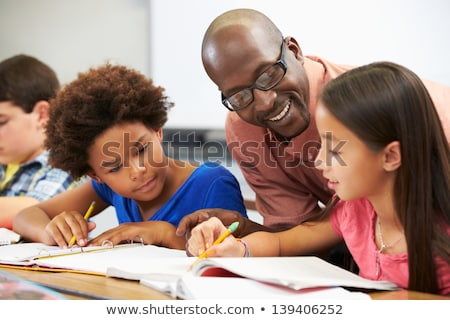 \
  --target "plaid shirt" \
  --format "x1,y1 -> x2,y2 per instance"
0,151 -> 86,201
